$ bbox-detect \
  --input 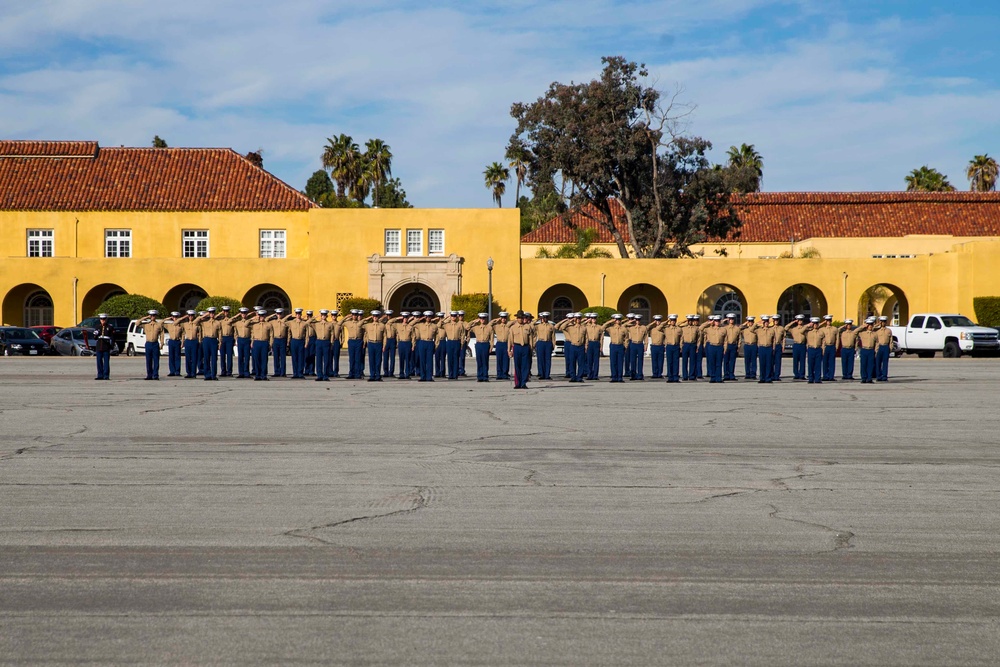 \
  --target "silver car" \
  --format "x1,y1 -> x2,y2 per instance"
50,327 -> 120,356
